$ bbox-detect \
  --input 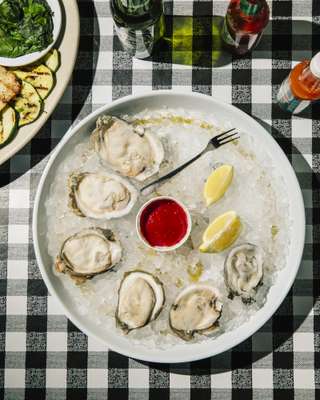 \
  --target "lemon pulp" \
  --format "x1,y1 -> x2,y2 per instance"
199,210 -> 241,253
203,164 -> 233,206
